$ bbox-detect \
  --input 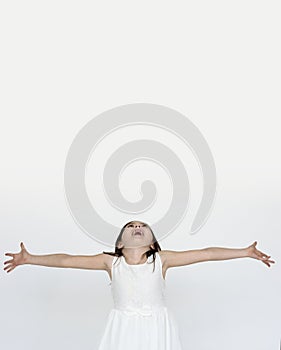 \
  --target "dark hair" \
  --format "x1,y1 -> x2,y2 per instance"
103,220 -> 161,273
